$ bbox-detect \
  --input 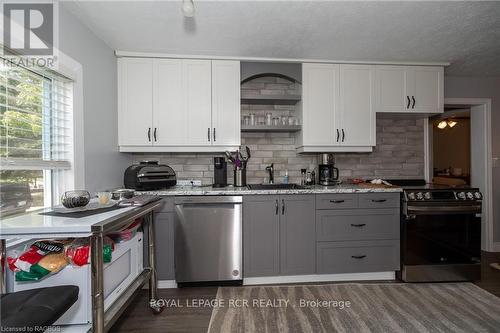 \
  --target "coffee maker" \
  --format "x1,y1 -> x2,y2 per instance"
318,153 -> 339,186
213,157 -> 227,187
